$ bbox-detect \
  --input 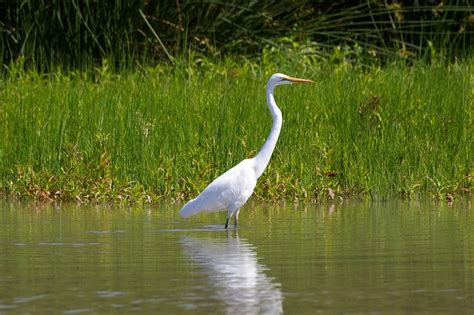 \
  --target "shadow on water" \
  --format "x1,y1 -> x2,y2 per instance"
180,234 -> 283,314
